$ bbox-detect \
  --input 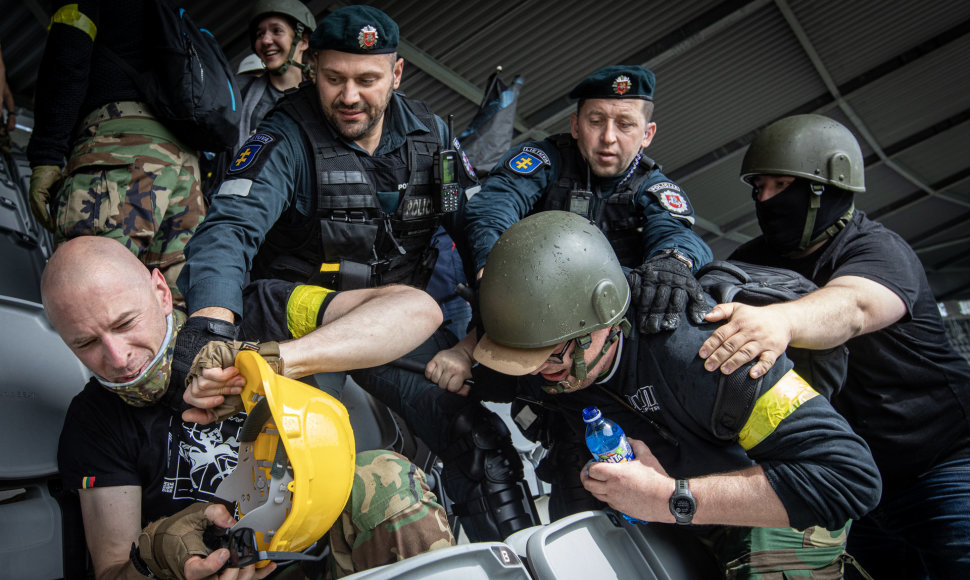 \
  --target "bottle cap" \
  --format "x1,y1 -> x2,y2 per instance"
582,406 -> 602,423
